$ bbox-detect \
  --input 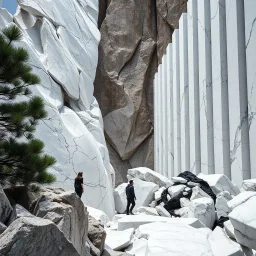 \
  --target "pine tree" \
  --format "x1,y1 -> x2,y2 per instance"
0,24 -> 56,186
